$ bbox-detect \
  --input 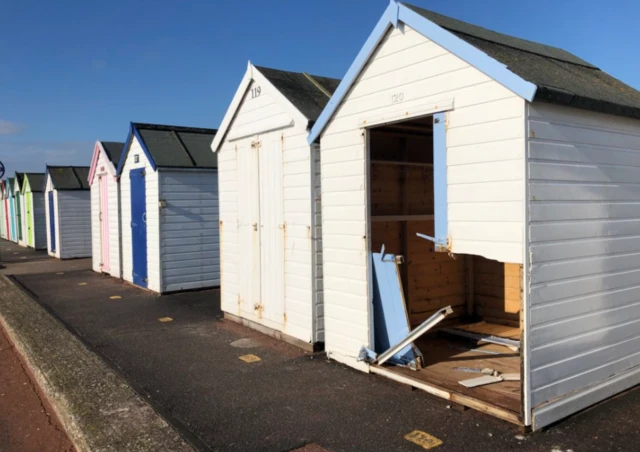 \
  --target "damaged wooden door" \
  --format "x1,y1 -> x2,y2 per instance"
258,138 -> 285,326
